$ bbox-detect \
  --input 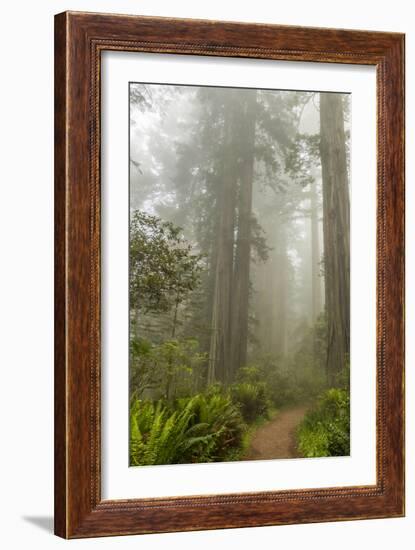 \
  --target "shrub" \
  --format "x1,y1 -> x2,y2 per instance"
176,392 -> 246,461
238,356 -> 325,409
230,382 -> 269,423
130,337 -> 206,400
243,313 -> 329,408
297,388 -> 350,458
